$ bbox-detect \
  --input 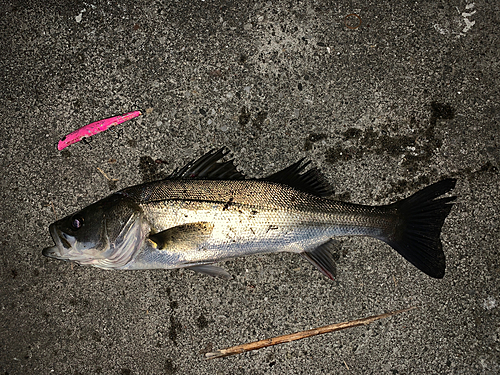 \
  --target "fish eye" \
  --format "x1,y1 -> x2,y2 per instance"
71,215 -> 84,230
